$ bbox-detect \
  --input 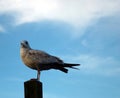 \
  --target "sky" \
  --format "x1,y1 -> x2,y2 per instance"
0,0 -> 120,98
